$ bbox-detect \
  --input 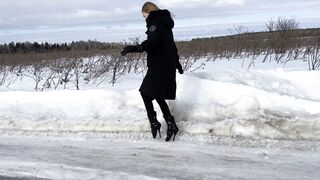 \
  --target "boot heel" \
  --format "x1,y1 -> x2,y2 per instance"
172,132 -> 177,141
158,129 -> 161,138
